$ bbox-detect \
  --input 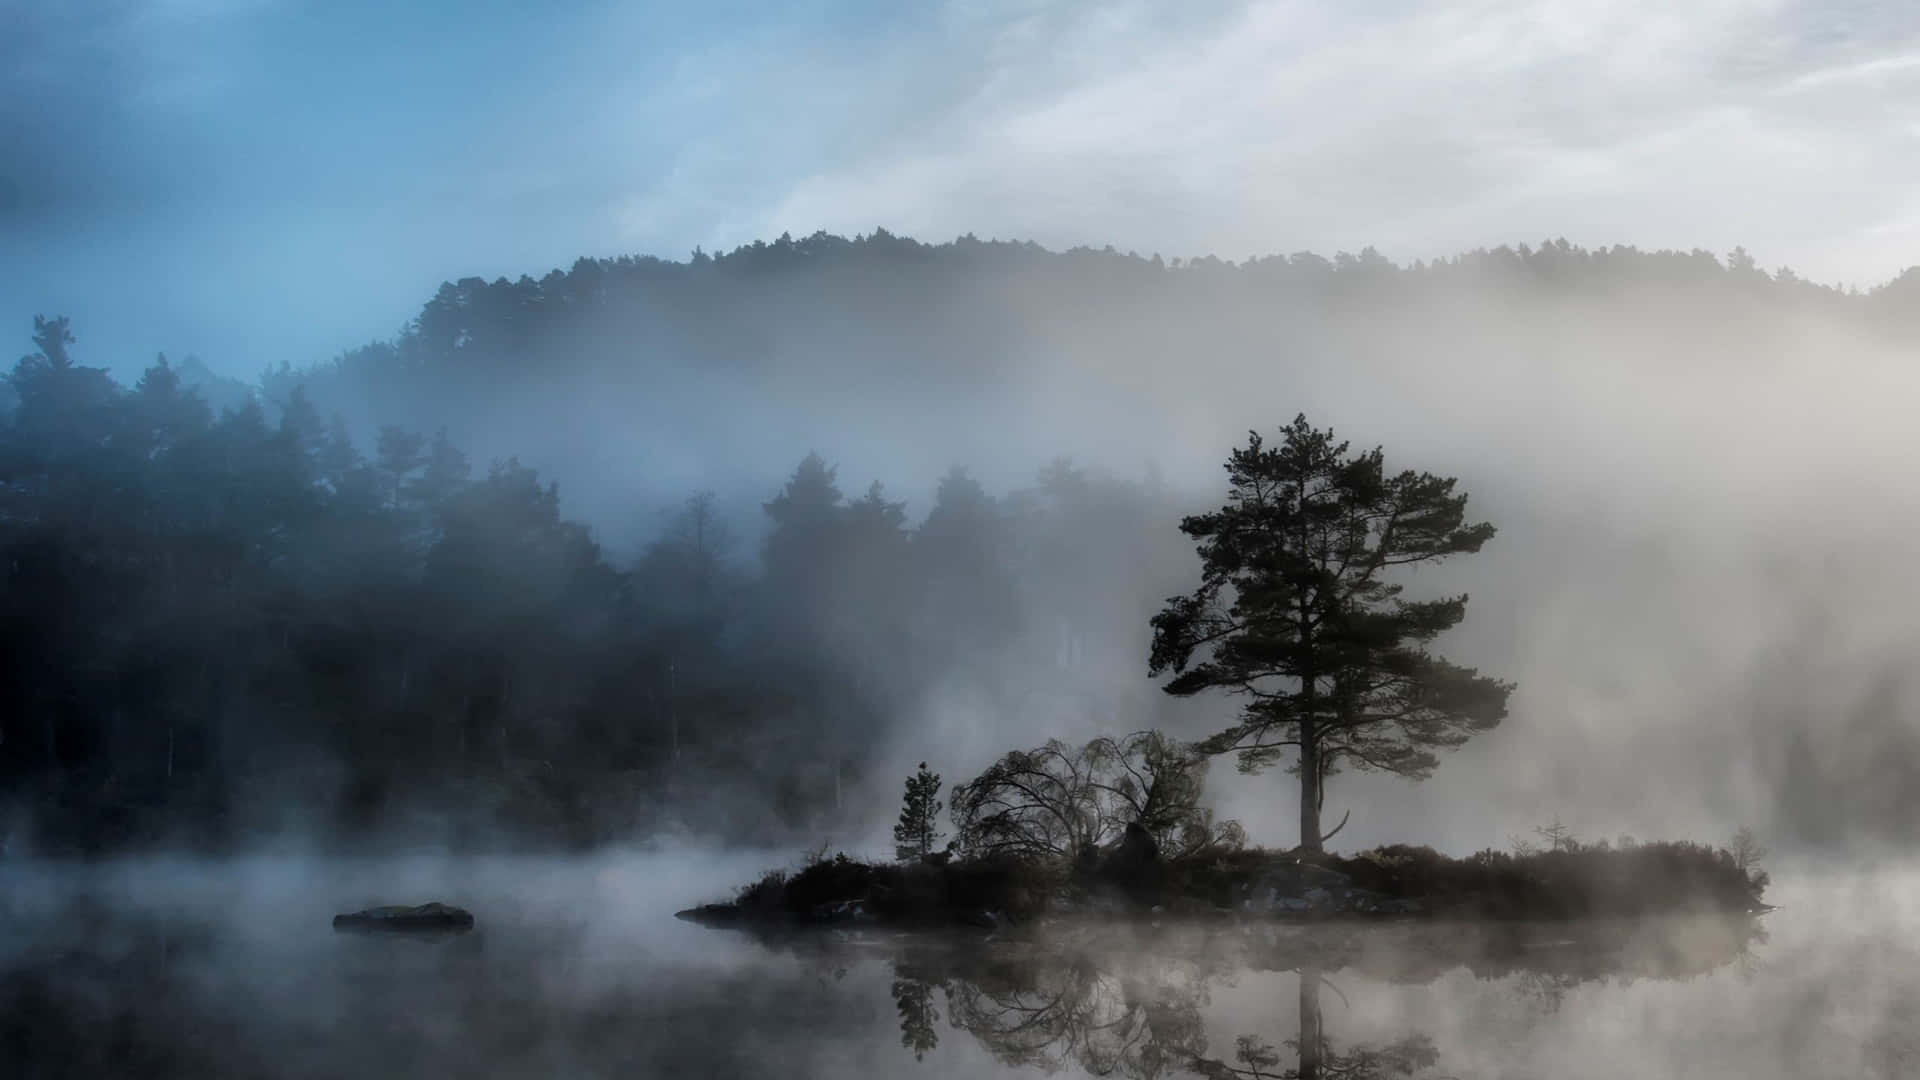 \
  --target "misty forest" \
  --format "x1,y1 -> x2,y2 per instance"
10,235 -> 1918,857
6,230 -> 1919,1077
